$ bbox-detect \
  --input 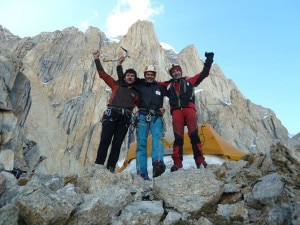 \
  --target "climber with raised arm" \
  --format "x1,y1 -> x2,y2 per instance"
158,52 -> 214,171
92,50 -> 140,173
117,57 -> 167,180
